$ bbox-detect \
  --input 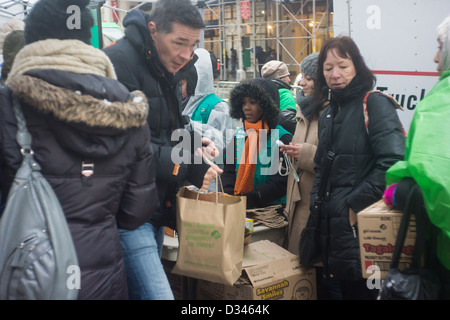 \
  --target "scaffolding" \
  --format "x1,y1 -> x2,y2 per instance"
0,0 -> 331,81
0,0 -> 33,19
113,1 -> 333,81
200,0 -> 333,81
